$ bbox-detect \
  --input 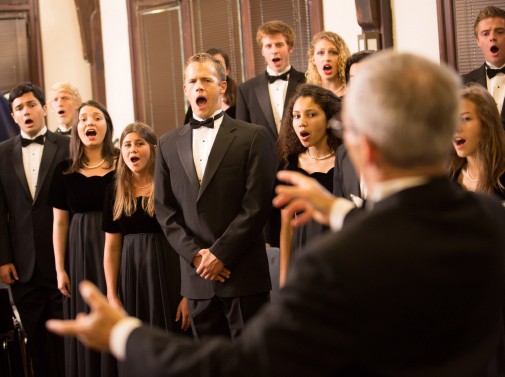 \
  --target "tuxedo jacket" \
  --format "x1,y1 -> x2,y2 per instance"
462,63 -> 505,128
235,68 -> 306,143
154,114 -> 276,300
333,144 -> 360,199
125,177 -> 505,377
0,132 -> 69,283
